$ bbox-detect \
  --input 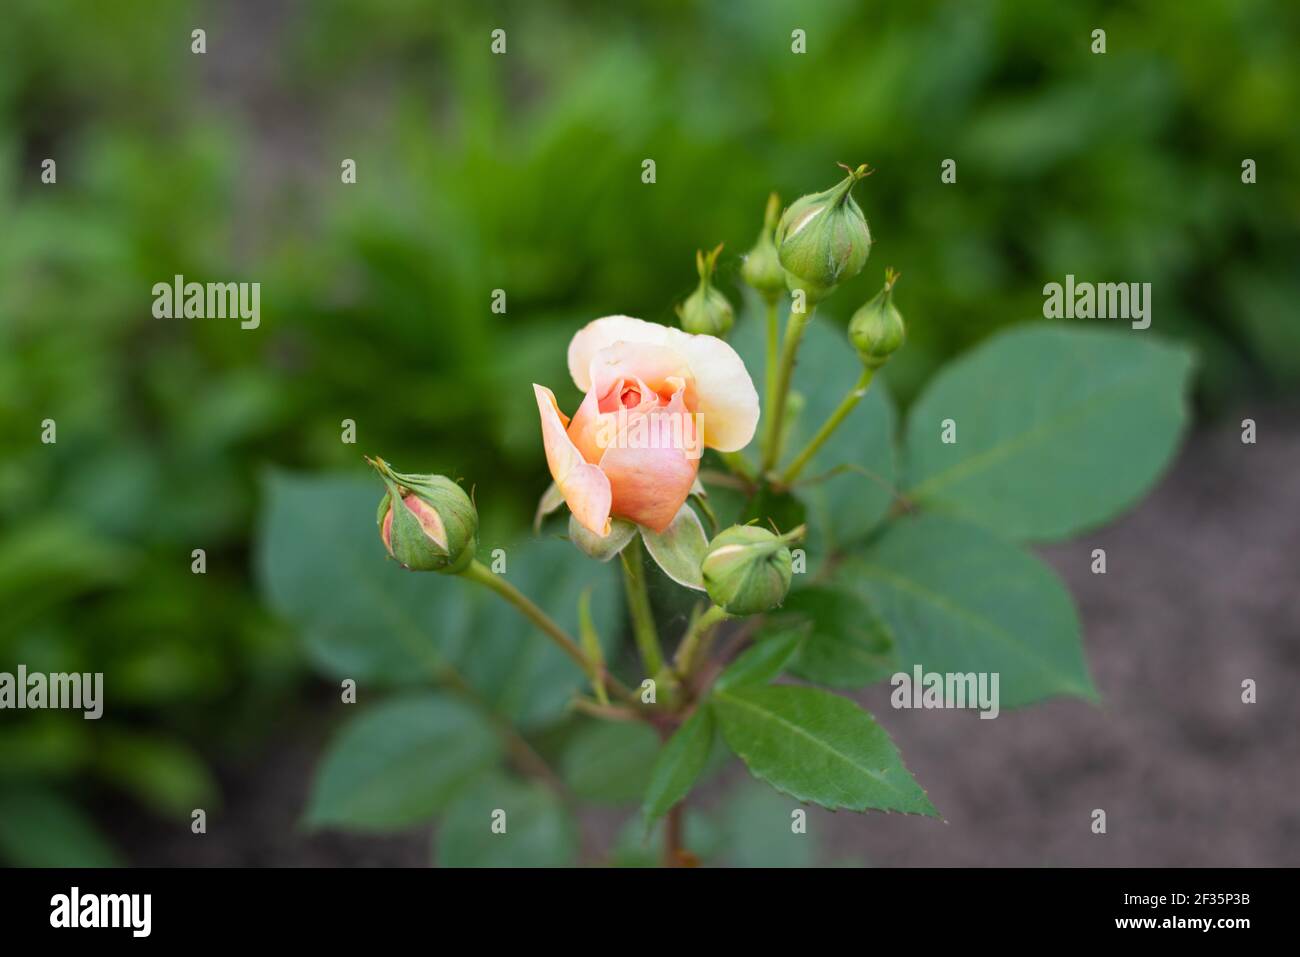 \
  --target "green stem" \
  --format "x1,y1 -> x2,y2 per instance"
620,540 -> 664,677
718,450 -> 755,483
571,696 -> 642,723
763,297 -> 780,434
461,559 -> 633,700
761,305 -> 814,472
689,491 -> 719,537
441,667 -> 566,793
577,588 -> 608,705
674,604 -> 730,679
779,368 -> 875,485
